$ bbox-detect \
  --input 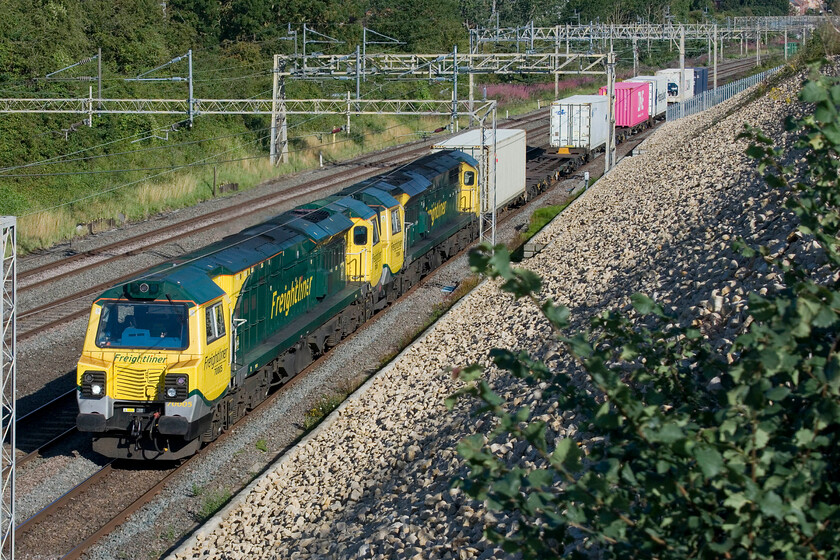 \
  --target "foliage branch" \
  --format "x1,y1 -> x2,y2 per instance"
448,67 -> 840,559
